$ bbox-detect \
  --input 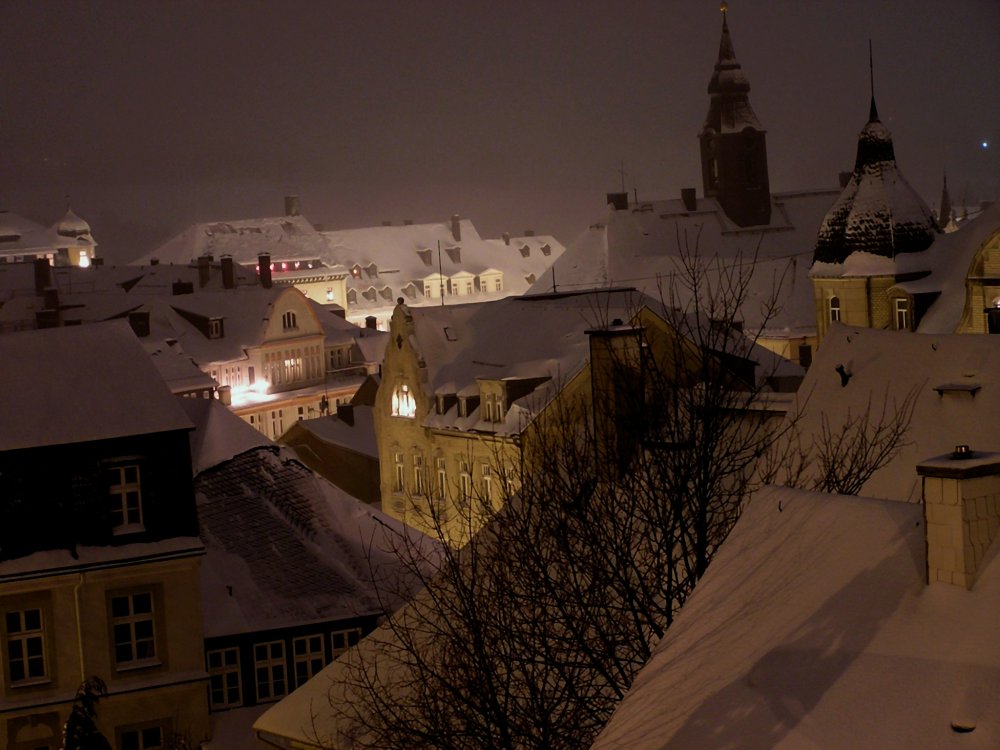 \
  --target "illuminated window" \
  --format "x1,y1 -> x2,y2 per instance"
393,451 -> 405,493
436,457 -> 447,497
391,384 -> 416,418
4,608 -> 47,684
331,628 -> 361,658
481,463 -> 492,502
208,318 -> 222,338
413,454 -> 425,496
111,592 -> 156,668
292,634 -> 325,687
254,641 -> 287,702
829,296 -> 841,323
108,464 -> 143,534
459,461 -> 472,502
282,311 -> 297,330
495,278 -> 502,292
894,298 -> 910,330
325,288 -> 334,301
207,647 -> 242,709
